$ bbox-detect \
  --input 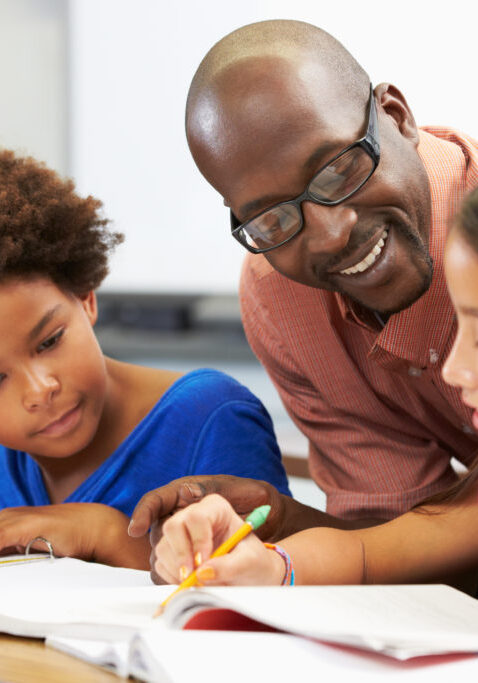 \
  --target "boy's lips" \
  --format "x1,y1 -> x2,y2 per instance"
35,402 -> 82,437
